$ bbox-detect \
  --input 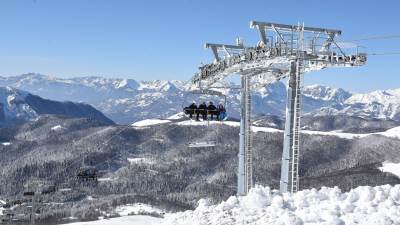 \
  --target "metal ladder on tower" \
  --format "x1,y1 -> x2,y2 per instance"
290,50 -> 304,193
244,75 -> 253,193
